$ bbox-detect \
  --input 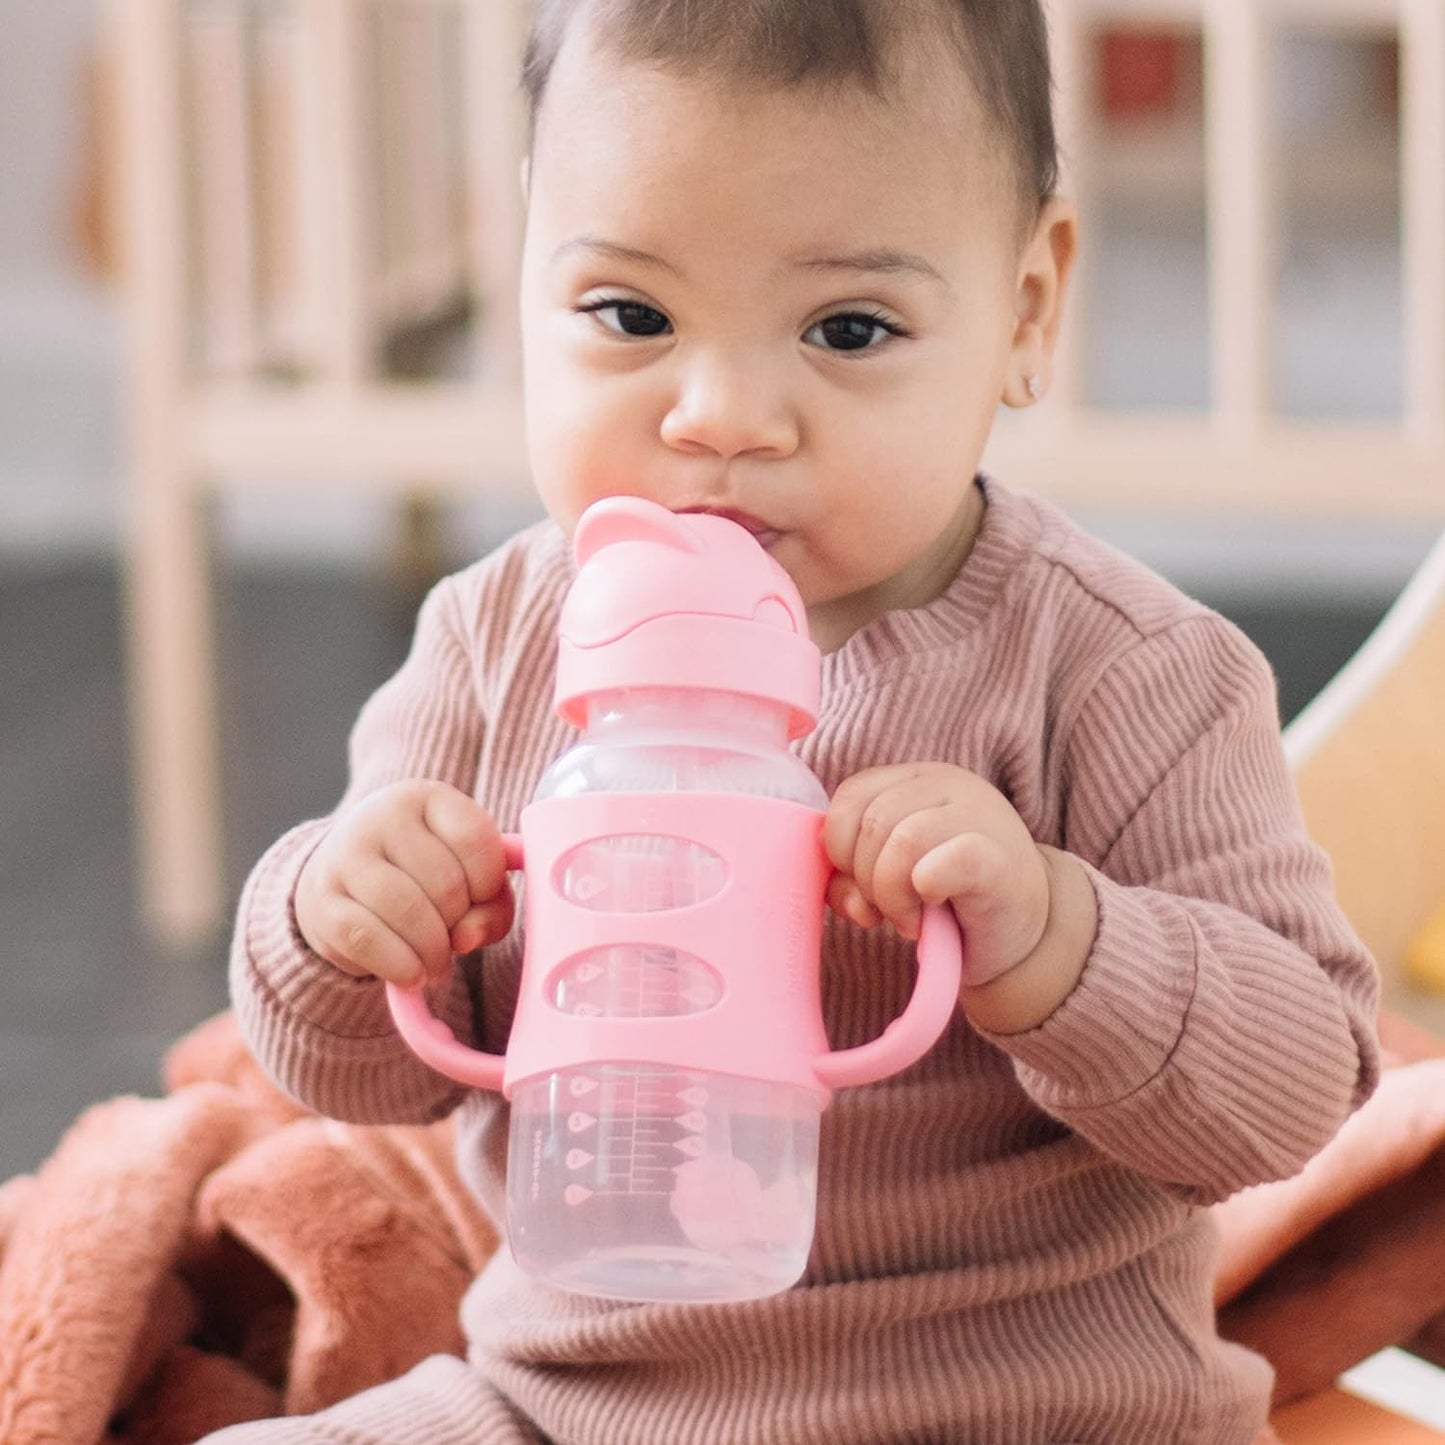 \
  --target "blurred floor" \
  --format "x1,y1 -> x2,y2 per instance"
0,554 -> 1391,1182
0,559 -> 415,1180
